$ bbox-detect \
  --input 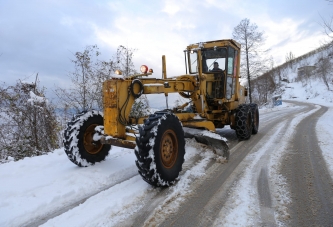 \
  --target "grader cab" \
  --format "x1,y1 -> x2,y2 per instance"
63,39 -> 259,187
